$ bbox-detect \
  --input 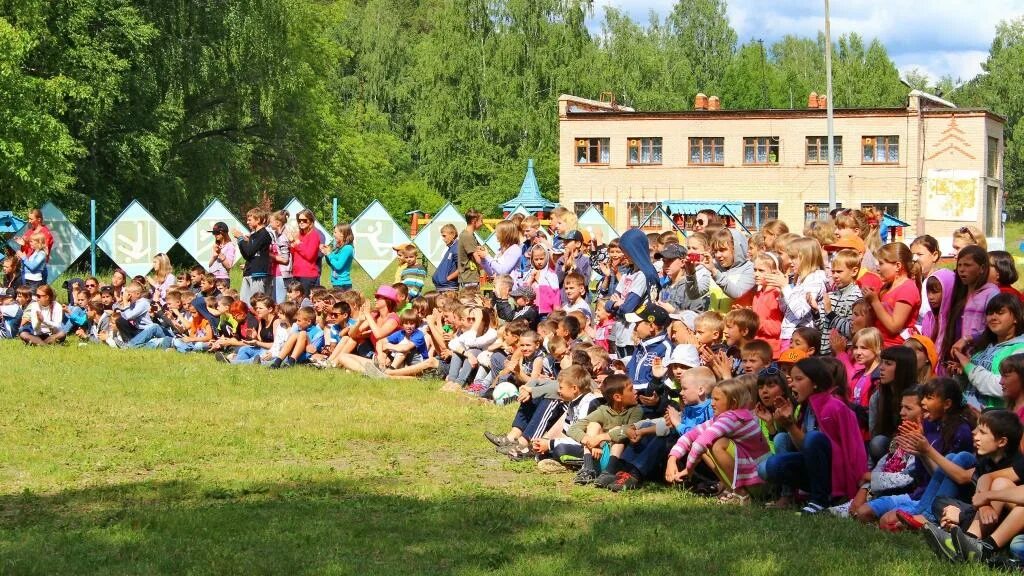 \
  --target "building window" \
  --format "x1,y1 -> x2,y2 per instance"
741,203 -> 779,230
627,138 -> 662,165
805,202 -> 841,222
575,138 -> 610,165
573,202 -> 606,216
860,203 -> 899,218
988,136 -> 1000,178
689,137 -> 724,165
743,137 -> 780,165
806,136 -> 843,164
862,135 -> 898,164
627,202 -> 661,228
